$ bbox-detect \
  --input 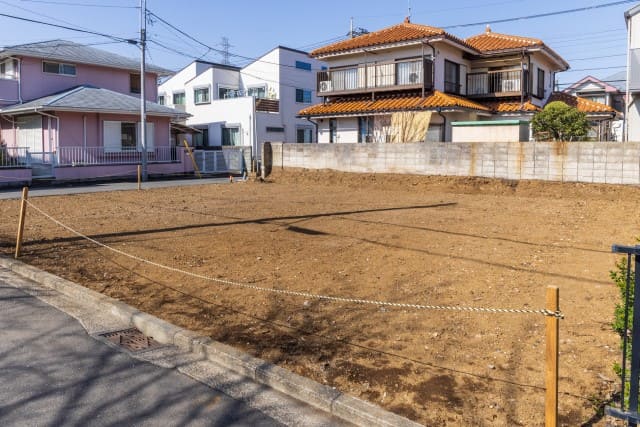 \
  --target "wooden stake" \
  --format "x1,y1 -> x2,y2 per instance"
545,286 -> 560,427
182,140 -> 202,178
15,186 -> 29,259
137,164 -> 142,191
